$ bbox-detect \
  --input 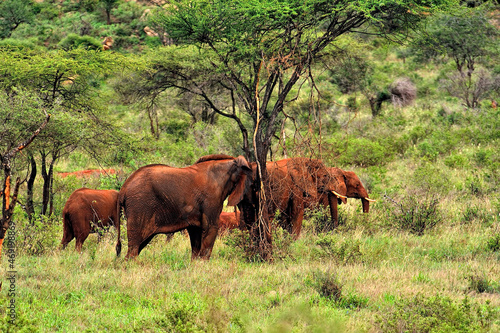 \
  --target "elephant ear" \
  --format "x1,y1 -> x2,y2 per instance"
227,156 -> 251,206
